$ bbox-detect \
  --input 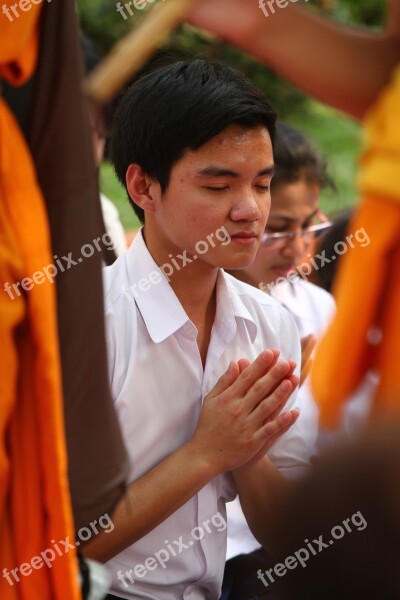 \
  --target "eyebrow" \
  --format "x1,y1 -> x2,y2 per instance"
196,165 -> 275,178
268,209 -> 319,223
